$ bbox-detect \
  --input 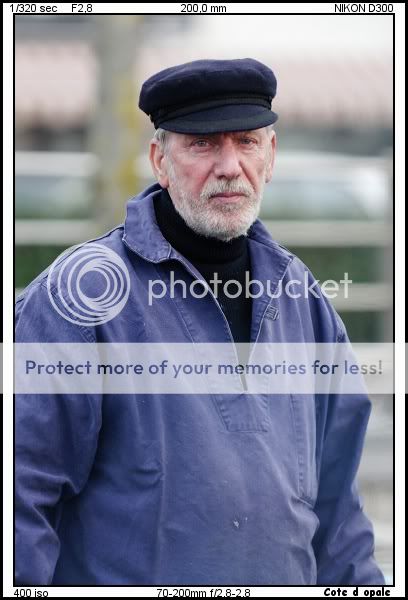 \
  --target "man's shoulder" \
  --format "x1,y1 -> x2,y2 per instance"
250,218 -> 313,277
15,223 -> 131,342
16,224 -> 126,307
249,218 -> 294,259
251,217 -> 331,283
250,220 -> 347,341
